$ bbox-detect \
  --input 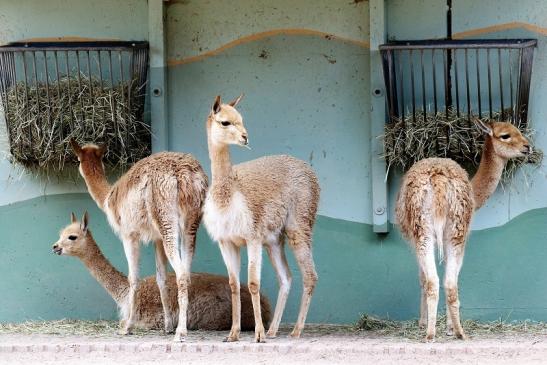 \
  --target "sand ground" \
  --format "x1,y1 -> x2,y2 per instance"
1,324 -> 546,364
